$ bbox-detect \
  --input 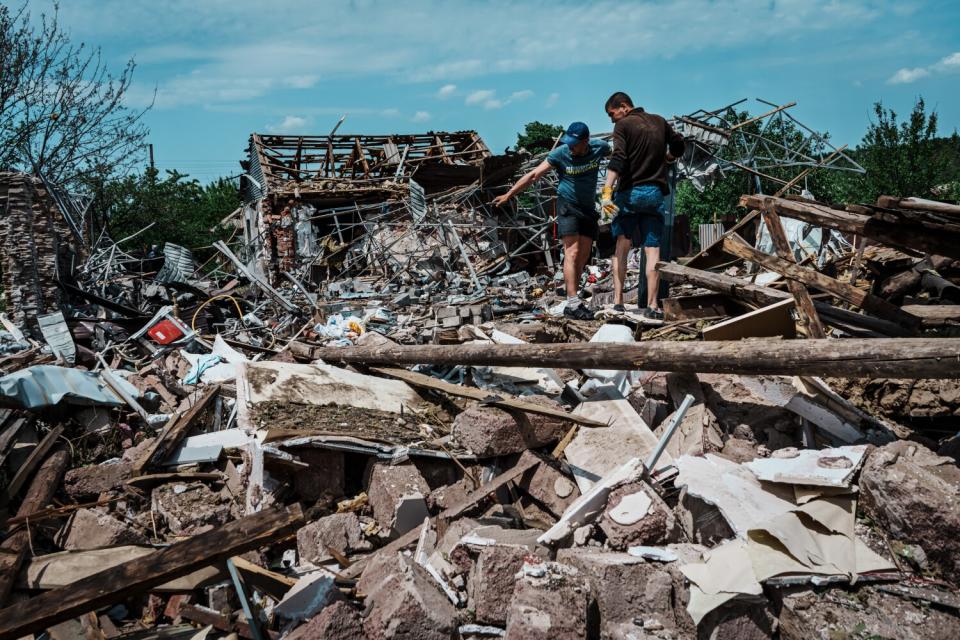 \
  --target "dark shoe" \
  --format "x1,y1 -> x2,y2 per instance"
613,304 -> 626,313
643,307 -> 664,320
564,304 -> 595,320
